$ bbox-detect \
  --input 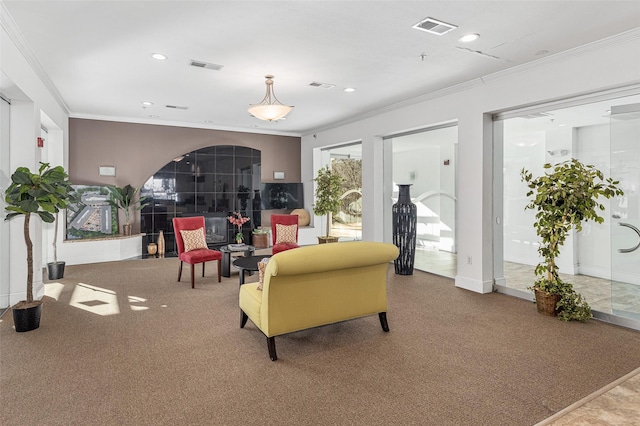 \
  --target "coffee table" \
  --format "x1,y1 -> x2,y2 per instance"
220,244 -> 255,277
232,255 -> 272,285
